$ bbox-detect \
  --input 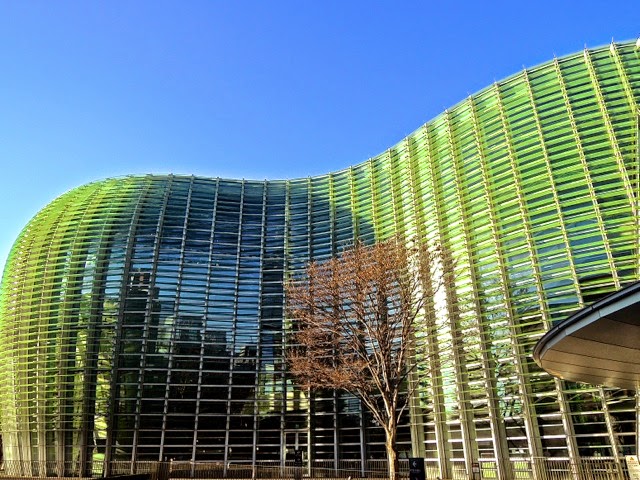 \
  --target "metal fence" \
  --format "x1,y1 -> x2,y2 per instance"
475,457 -> 624,480
0,457 -> 631,479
